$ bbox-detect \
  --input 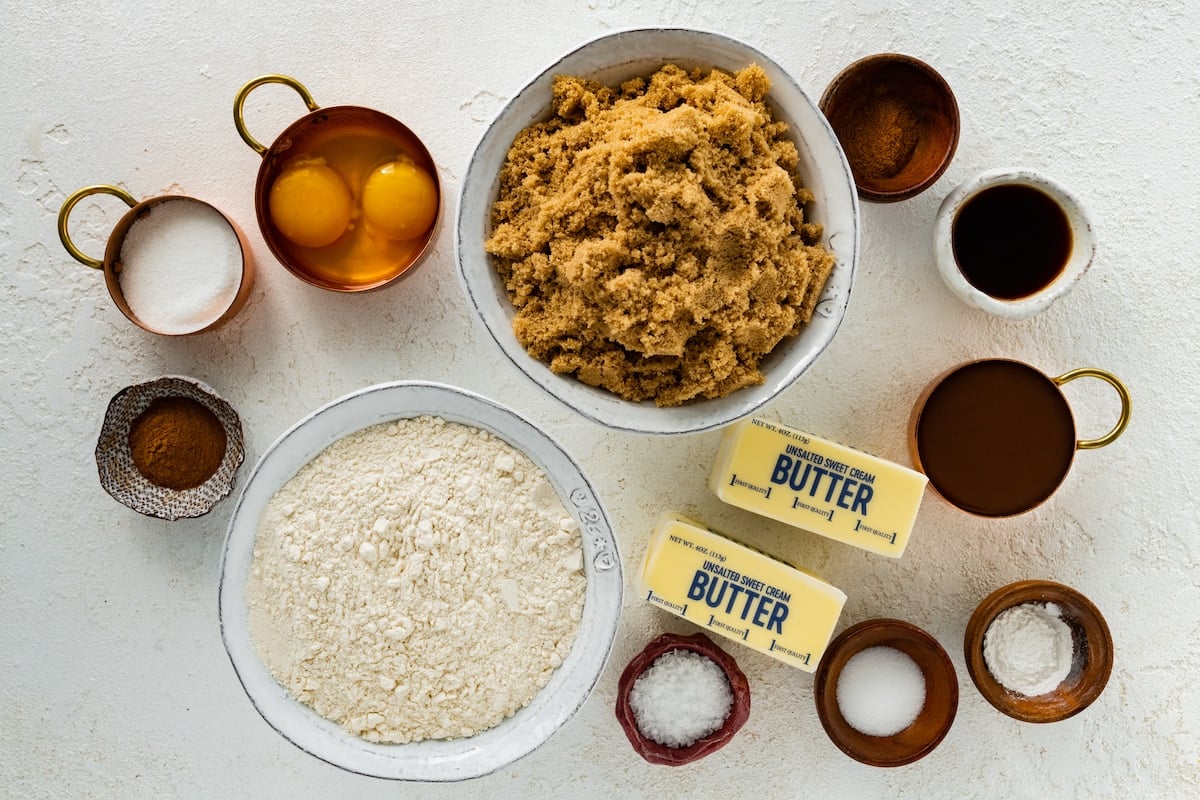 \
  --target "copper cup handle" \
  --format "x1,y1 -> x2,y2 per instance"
57,184 -> 138,270
1053,368 -> 1132,450
233,74 -> 320,156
